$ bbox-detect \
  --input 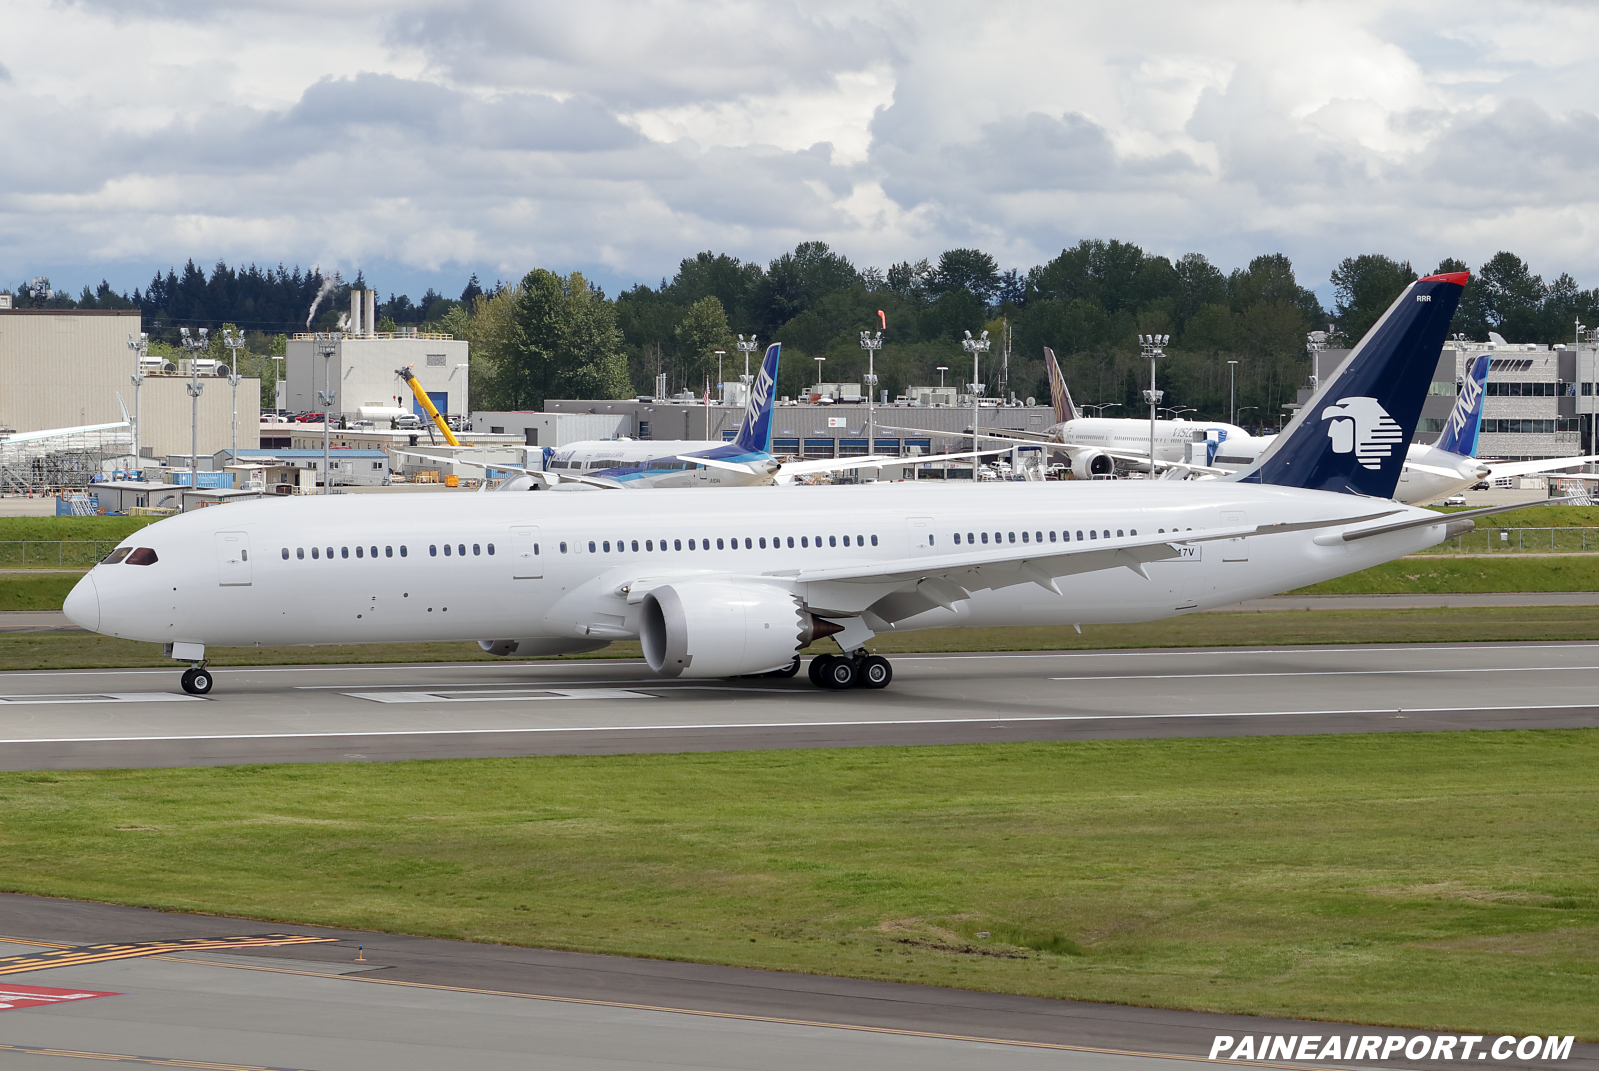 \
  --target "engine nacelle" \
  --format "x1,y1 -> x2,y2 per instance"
1071,450 -> 1114,480
640,583 -> 817,678
477,638 -> 611,657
